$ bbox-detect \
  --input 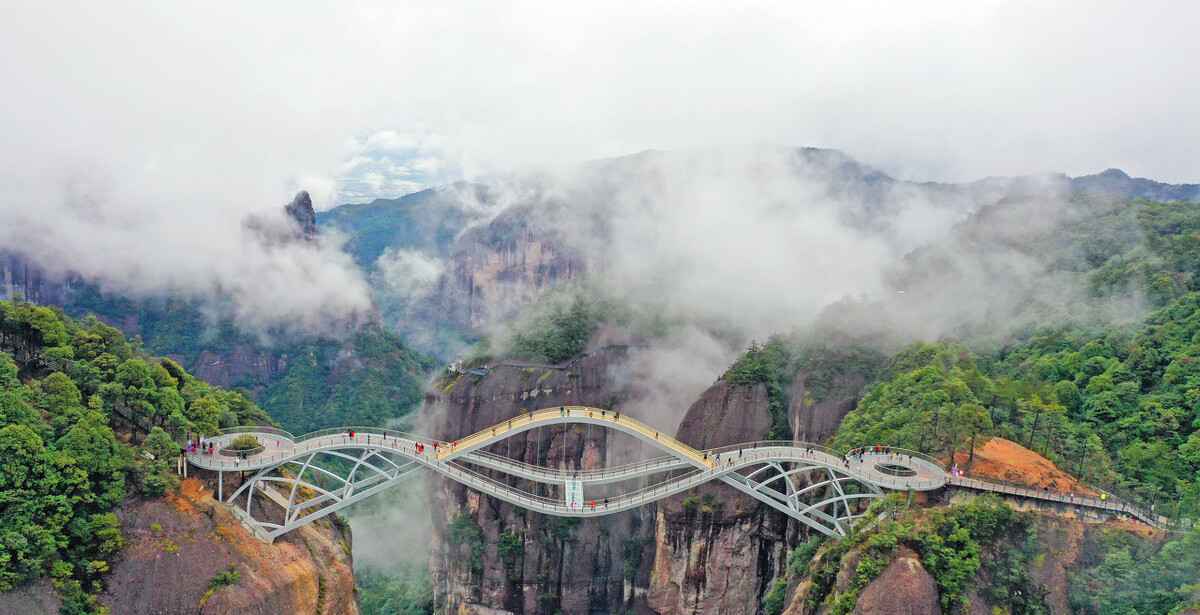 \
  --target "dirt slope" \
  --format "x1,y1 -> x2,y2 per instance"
954,437 -> 1096,496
